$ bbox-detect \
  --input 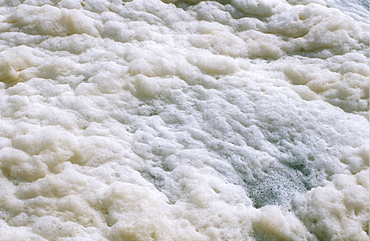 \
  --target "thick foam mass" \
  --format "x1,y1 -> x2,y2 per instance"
0,0 -> 368,240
